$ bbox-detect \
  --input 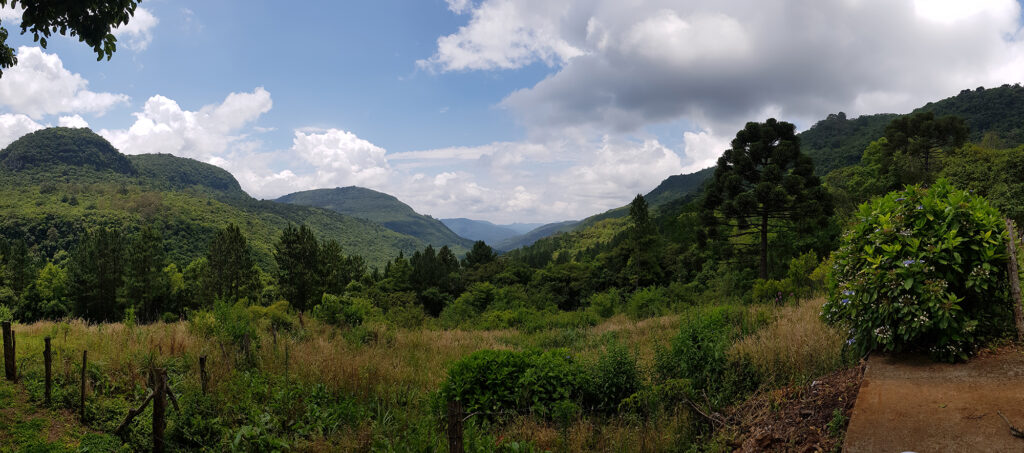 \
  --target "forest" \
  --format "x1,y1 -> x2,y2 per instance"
3,84 -> 1024,451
